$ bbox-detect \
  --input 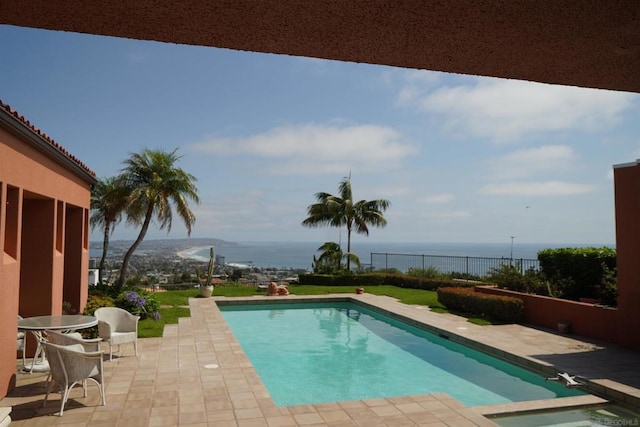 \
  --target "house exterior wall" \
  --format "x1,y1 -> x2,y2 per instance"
613,161 -> 640,349
0,122 -> 94,398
